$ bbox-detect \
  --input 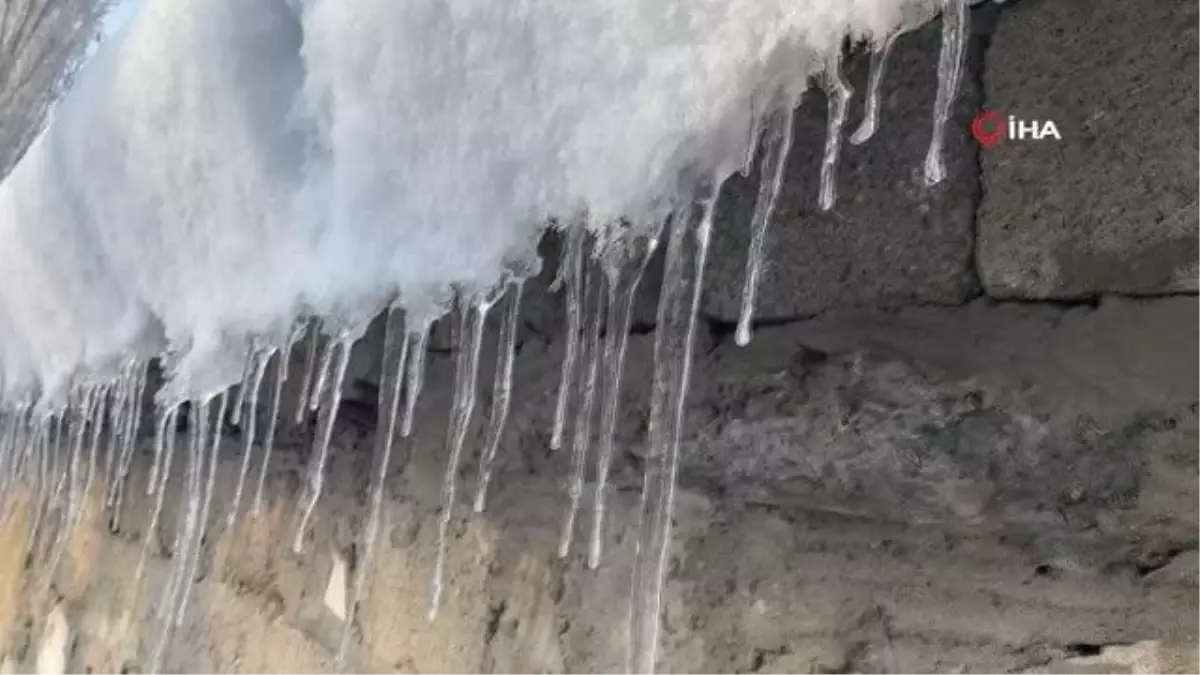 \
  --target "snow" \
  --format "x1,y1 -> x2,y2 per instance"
0,0 -> 943,408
